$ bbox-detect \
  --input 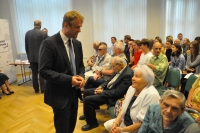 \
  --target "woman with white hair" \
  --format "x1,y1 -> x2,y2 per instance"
104,65 -> 160,133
